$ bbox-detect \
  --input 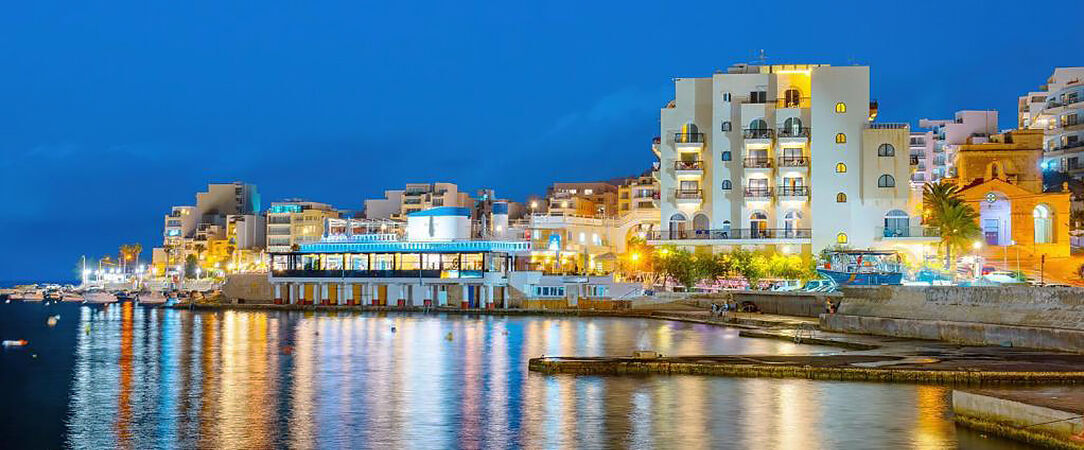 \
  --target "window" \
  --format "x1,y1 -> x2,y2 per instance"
749,119 -> 768,130
749,91 -> 767,103
783,89 -> 801,107
721,180 -> 732,190
836,192 -> 847,203
884,210 -> 909,237
722,92 -> 731,102
533,286 -> 566,298
585,285 -> 608,298
835,163 -> 847,173
877,143 -> 895,157
721,121 -> 731,132
835,102 -> 847,113
877,174 -> 895,188
835,133 -> 847,144
836,233 -> 848,244
721,151 -> 731,161
1034,204 -> 1053,244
